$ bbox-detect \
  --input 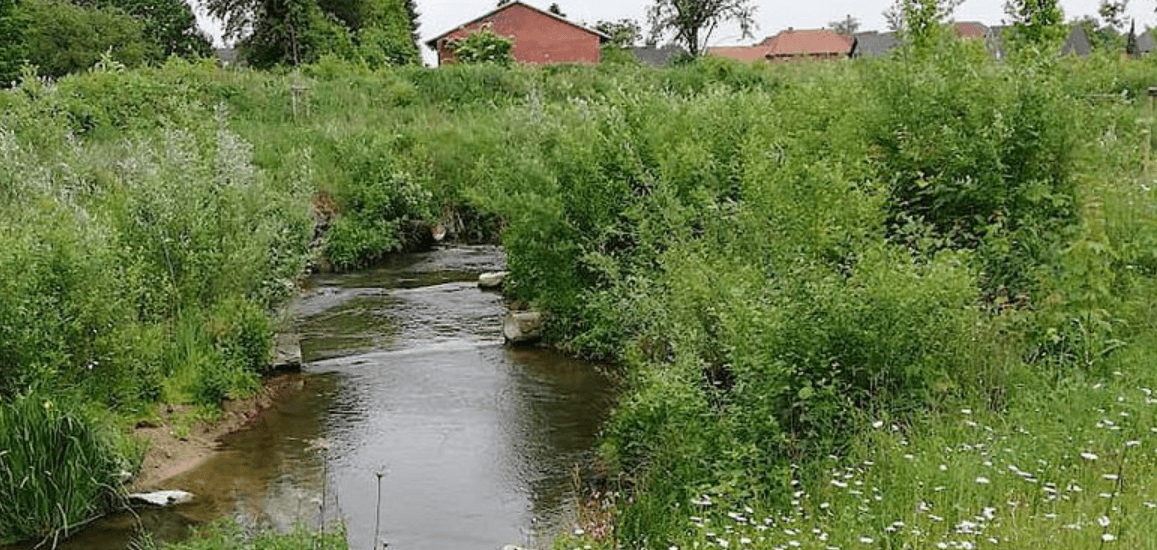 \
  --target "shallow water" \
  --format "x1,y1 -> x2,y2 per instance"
43,246 -> 619,550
